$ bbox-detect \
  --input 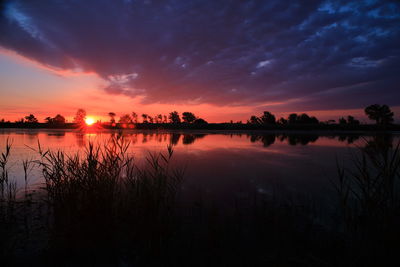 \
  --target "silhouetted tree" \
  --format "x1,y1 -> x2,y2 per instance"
25,114 -> 38,123
45,117 -> 53,123
288,113 -> 298,124
339,117 -> 347,125
142,114 -> 149,123
108,112 -> 116,124
119,114 -> 133,124
347,115 -> 360,125
365,104 -> 394,125
298,113 -> 311,124
287,113 -> 319,124
260,111 -> 276,124
157,114 -> 163,123
169,111 -> 181,124
74,109 -> 86,125
249,115 -> 261,124
309,116 -> 319,124
182,112 -> 197,123
148,116 -> 154,123
193,118 -> 208,124
277,117 -> 287,125
131,112 -> 138,123
46,114 -> 66,124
